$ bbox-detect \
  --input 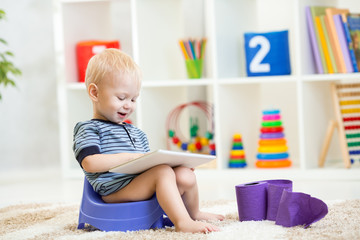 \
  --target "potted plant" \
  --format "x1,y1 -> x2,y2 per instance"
0,9 -> 21,100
